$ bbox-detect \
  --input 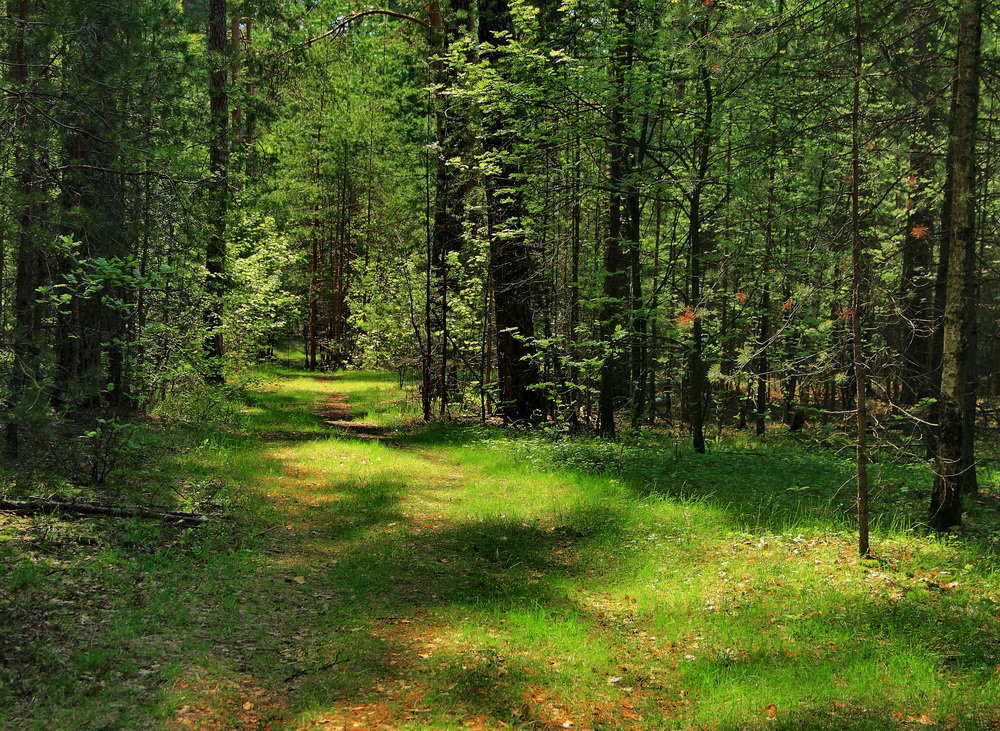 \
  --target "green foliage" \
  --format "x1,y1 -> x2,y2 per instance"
77,417 -> 141,486
4,369 -> 1000,728
226,214 -> 303,359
